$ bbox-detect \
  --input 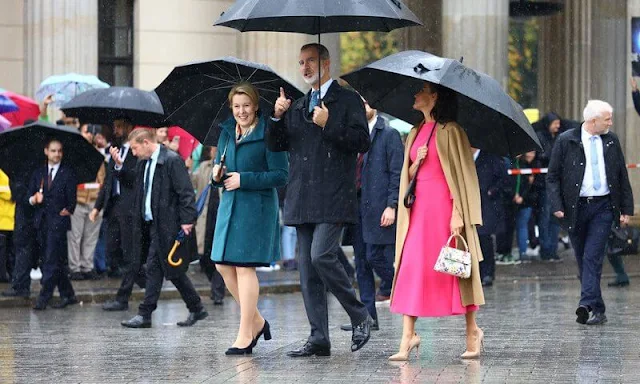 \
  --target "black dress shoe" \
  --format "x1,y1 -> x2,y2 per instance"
177,309 -> 208,327
341,319 -> 379,331
212,298 -> 224,305
607,280 -> 630,287
225,344 -> 253,355
121,315 -> 152,328
2,289 -> 30,298
102,300 -> 129,311
33,301 -> 47,310
52,296 -> 79,309
576,305 -> 590,324
286,341 -> 331,357
481,276 -> 494,287
586,312 -> 608,325
351,316 -> 372,352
